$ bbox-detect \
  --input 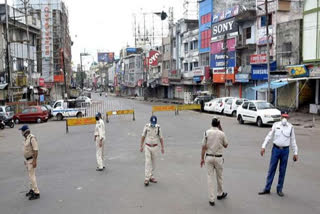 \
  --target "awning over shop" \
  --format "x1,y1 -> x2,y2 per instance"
252,81 -> 289,91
